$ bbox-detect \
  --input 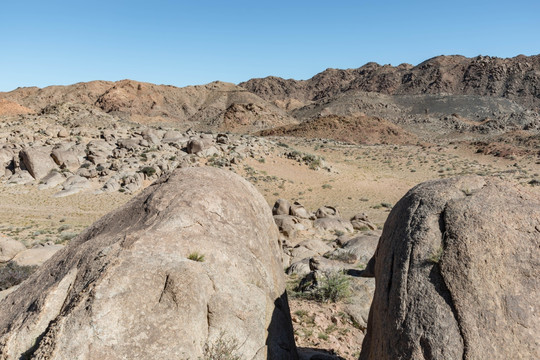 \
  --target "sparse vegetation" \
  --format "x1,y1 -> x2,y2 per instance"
311,271 -> 352,303
140,166 -> 156,177
188,252 -> 205,262
0,263 -> 38,291
429,246 -> 444,264
200,331 -> 241,360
